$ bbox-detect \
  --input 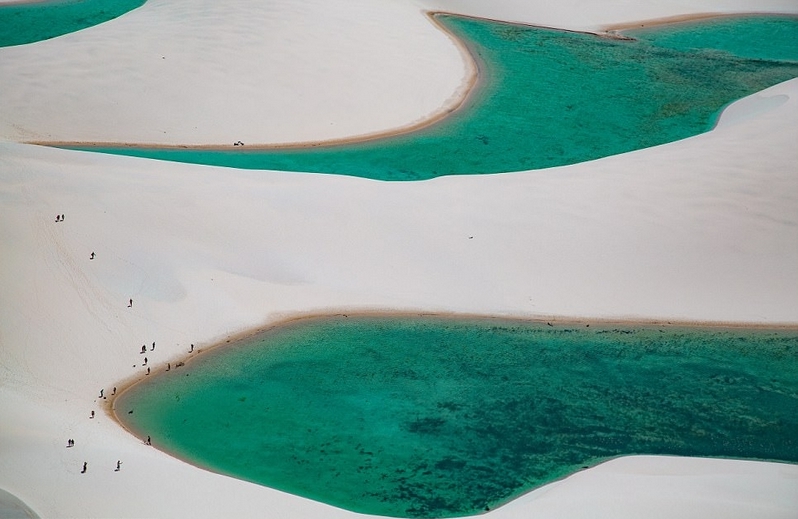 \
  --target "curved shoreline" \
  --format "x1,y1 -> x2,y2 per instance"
32,11 -> 480,152
29,10 -> 793,152
109,308 -> 798,440
3,3 -> 796,517
109,308 -> 798,516
110,308 -> 798,421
